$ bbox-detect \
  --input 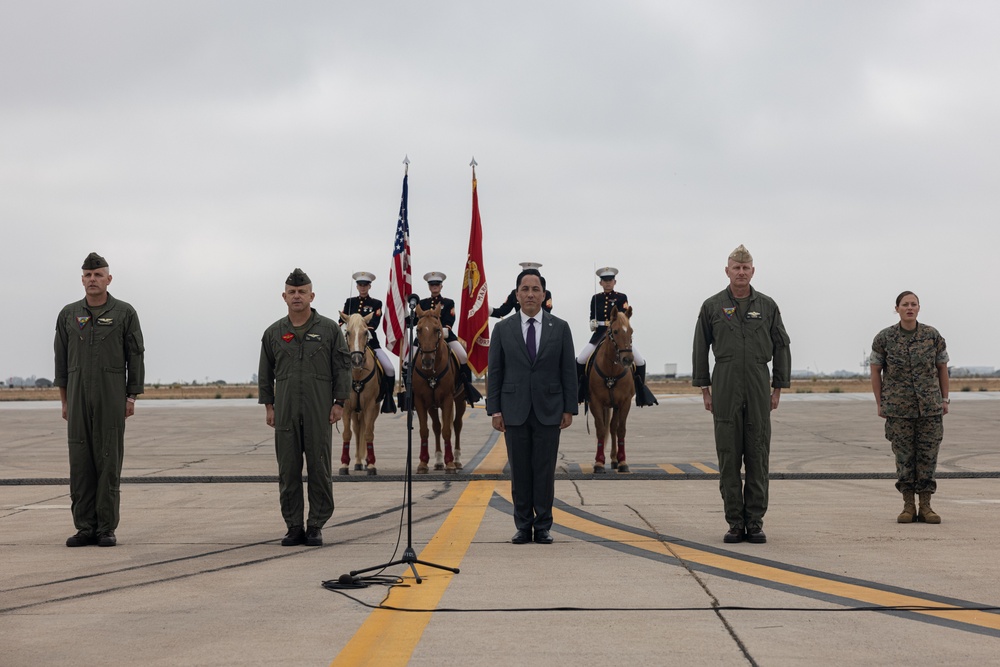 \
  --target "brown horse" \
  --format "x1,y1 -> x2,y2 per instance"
410,305 -> 466,474
338,312 -> 382,476
585,306 -> 636,473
